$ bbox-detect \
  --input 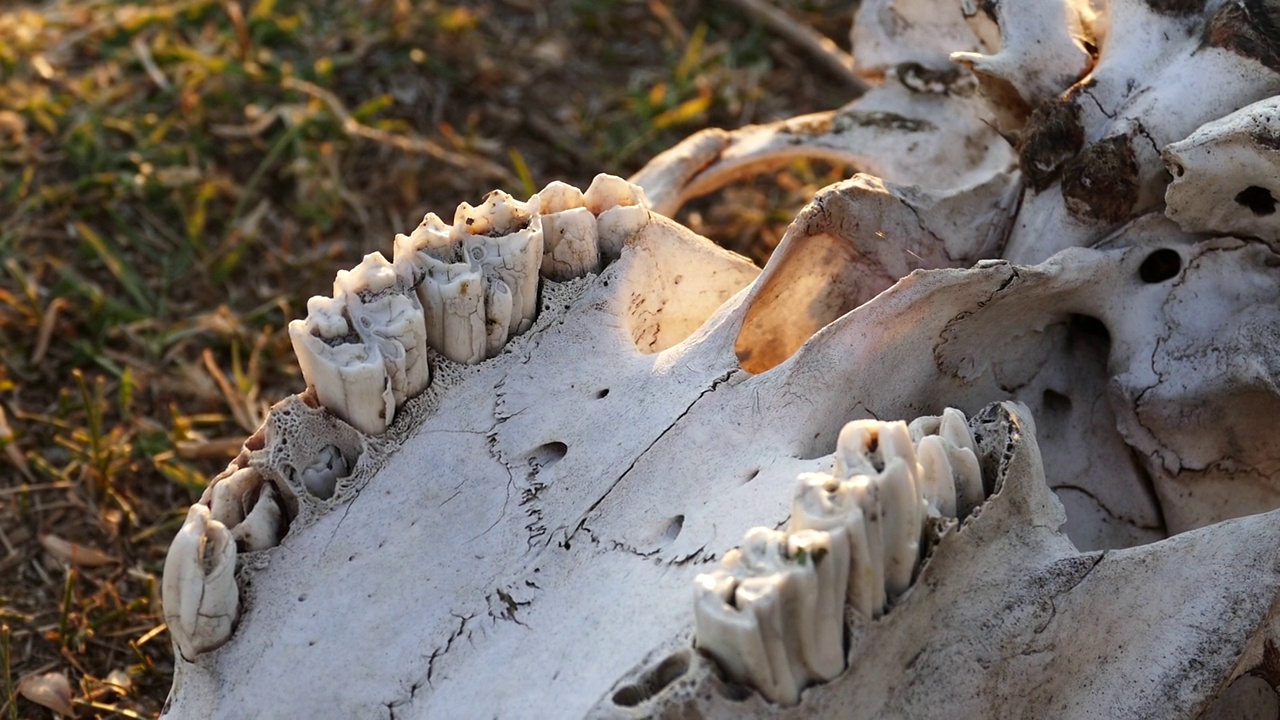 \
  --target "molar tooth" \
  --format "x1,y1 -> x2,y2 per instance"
232,481 -> 284,552
162,504 -> 238,661
339,252 -> 432,411
537,205 -> 601,281
455,190 -> 533,238
288,295 -> 393,435
596,205 -> 650,262
785,529 -> 849,681
916,435 -> 958,518
298,444 -> 348,500
791,472 -> 881,619
697,528 -> 814,705
422,264 -> 487,365
877,454 -> 922,599
585,174 -> 652,262
583,173 -> 649,215
529,180 -> 585,215
484,276 -> 513,358
206,466 -> 259,529
940,407 -> 976,453
462,229 -> 542,336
